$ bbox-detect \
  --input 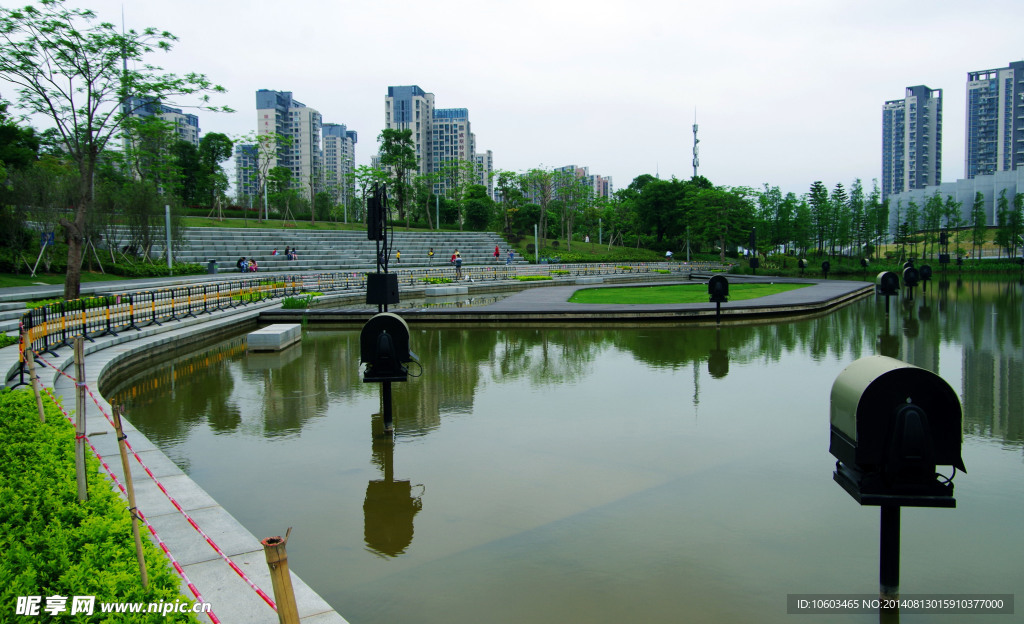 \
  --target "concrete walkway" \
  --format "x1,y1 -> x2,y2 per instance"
1,271 -> 872,623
